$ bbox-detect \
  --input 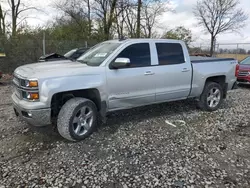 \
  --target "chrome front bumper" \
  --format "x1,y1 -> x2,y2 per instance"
12,94 -> 51,127
237,81 -> 250,85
